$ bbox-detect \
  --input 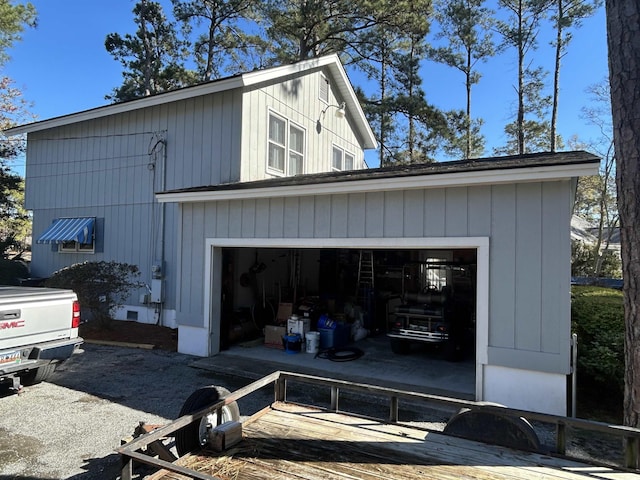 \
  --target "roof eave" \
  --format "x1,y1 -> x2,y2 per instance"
5,76 -> 246,136
156,161 -> 599,204
4,55 -> 378,150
